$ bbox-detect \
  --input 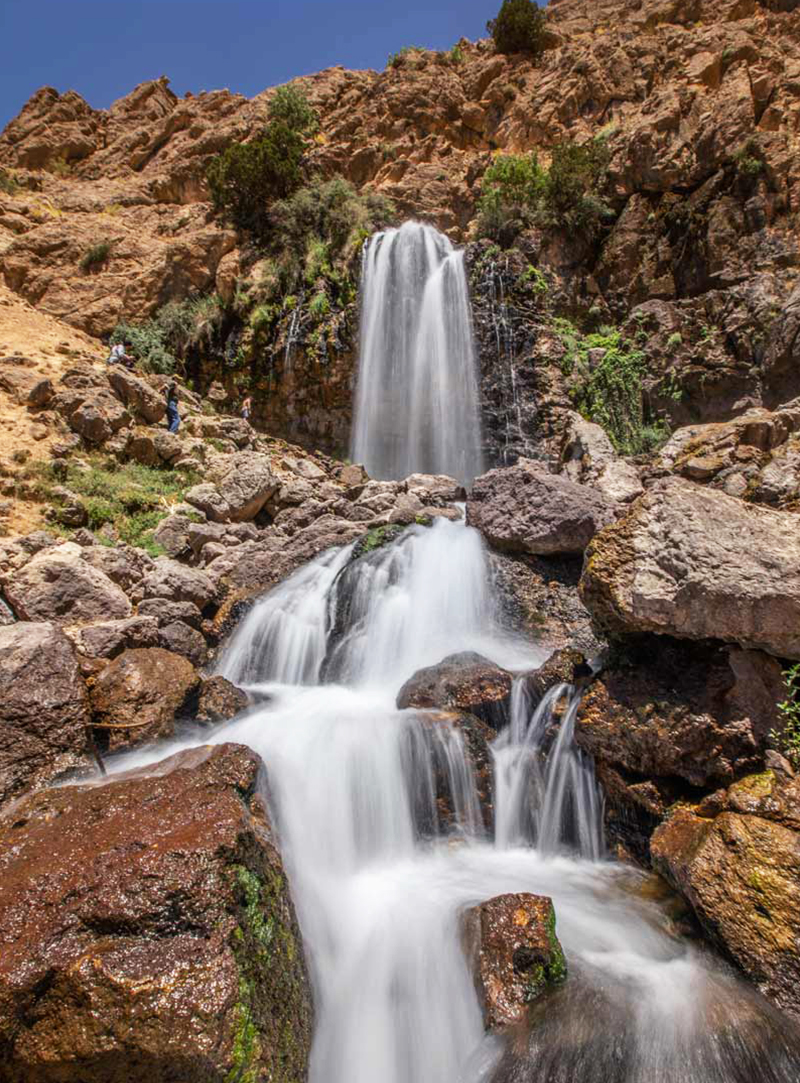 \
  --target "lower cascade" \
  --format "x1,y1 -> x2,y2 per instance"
121,516 -> 800,1082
